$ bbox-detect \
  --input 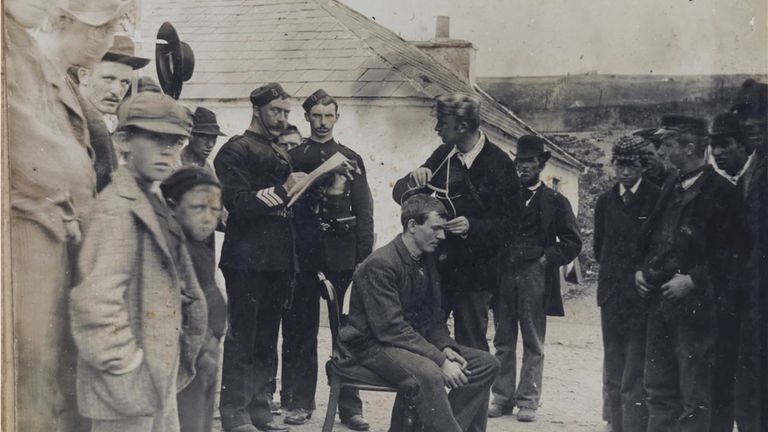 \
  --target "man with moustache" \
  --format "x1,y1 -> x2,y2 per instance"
392,92 -> 521,352
282,89 -> 373,430
214,83 -> 306,432
76,35 -> 150,190
180,107 -> 227,173
489,135 -> 581,422
636,115 -> 750,432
